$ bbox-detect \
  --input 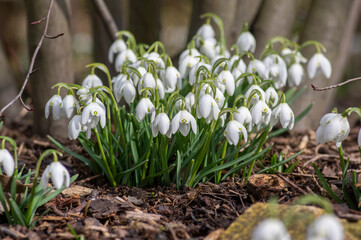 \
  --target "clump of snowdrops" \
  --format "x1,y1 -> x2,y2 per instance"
0,135 -> 76,227
48,13 -> 330,187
